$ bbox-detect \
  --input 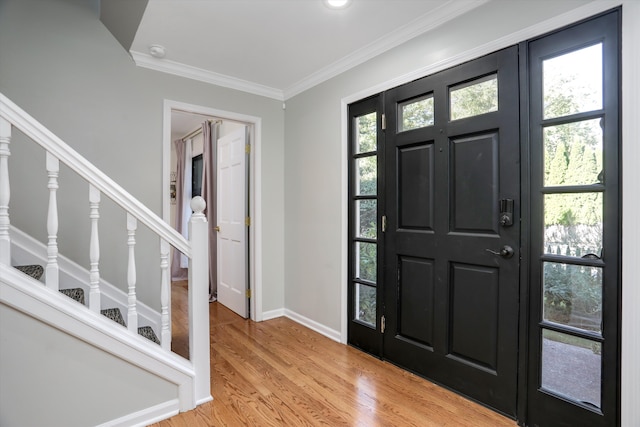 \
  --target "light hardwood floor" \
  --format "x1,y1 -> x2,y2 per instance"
152,282 -> 517,426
